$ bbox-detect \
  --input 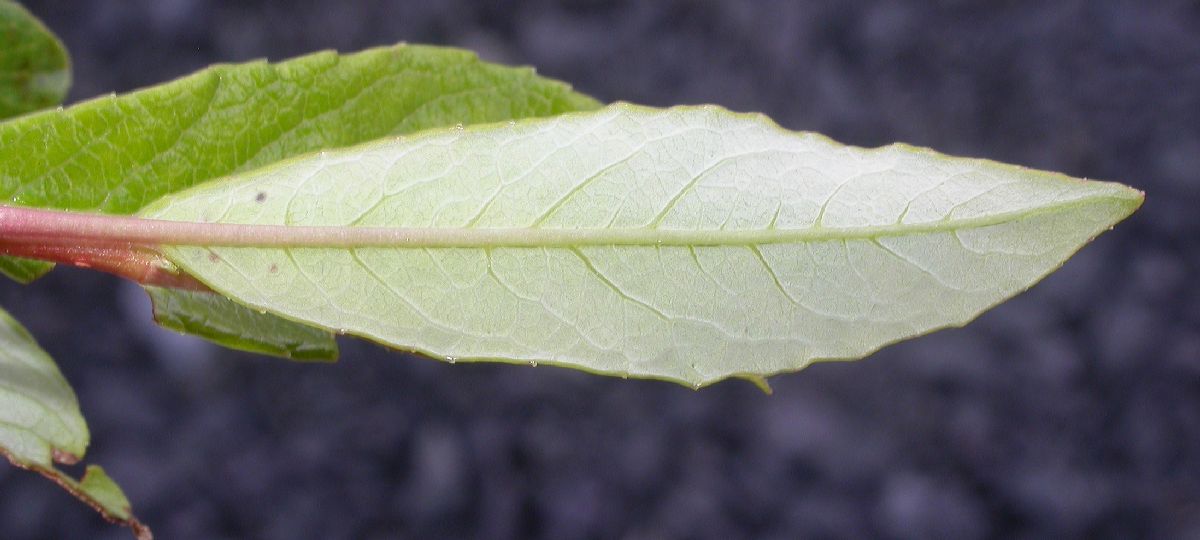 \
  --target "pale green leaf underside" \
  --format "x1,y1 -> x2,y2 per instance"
141,104 -> 1142,386
0,0 -> 71,121
0,43 -> 599,356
